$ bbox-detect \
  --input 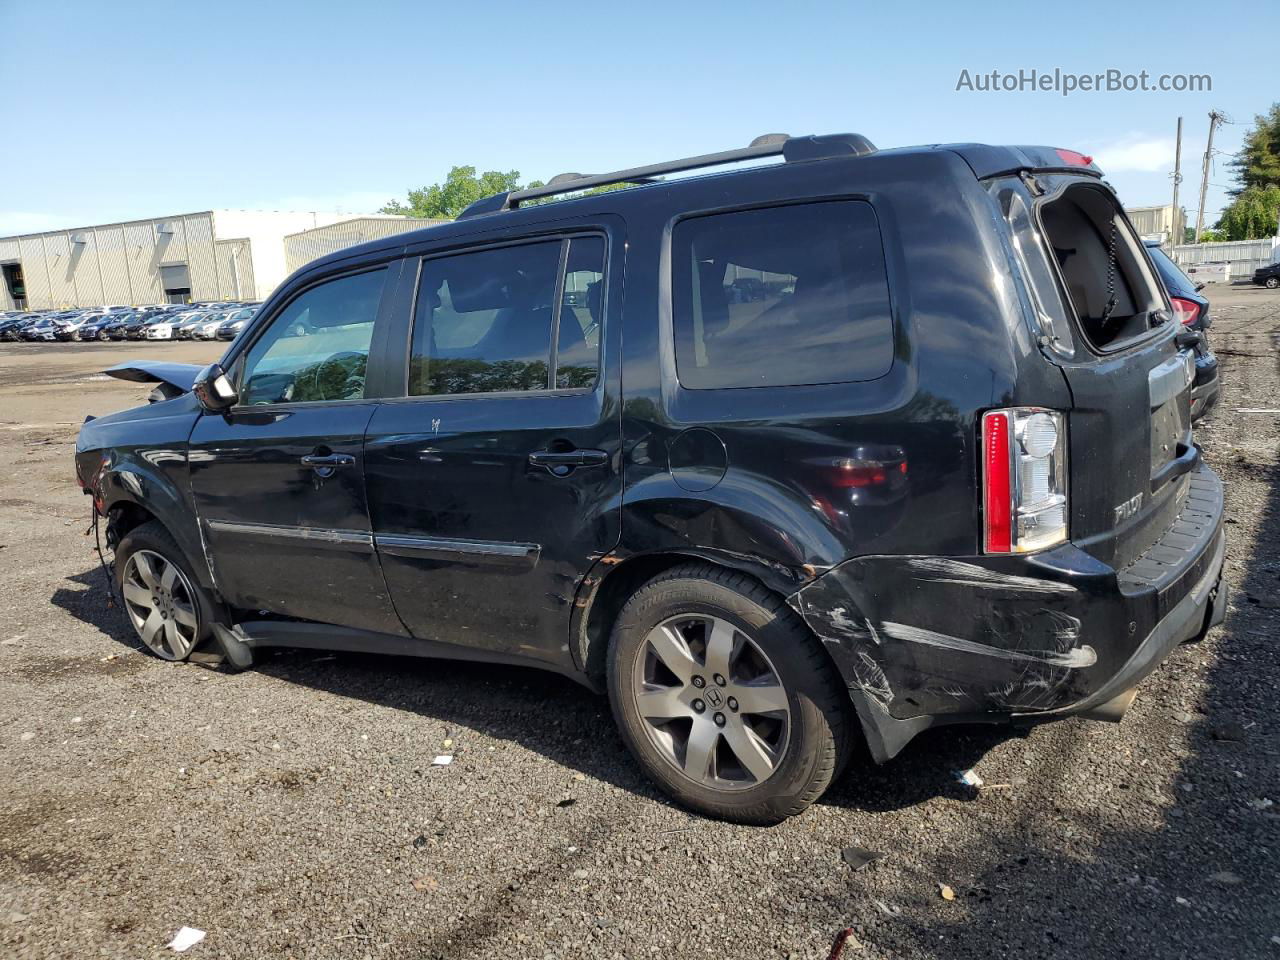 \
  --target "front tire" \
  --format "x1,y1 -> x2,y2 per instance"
1266,276 -> 1280,289
114,521 -> 220,661
607,564 -> 853,824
